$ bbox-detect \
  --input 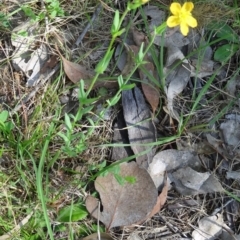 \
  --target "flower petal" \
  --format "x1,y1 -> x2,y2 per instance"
182,2 -> 194,12
180,22 -> 189,36
186,15 -> 198,28
167,16 -> 180,27
170,3 -> 181,15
